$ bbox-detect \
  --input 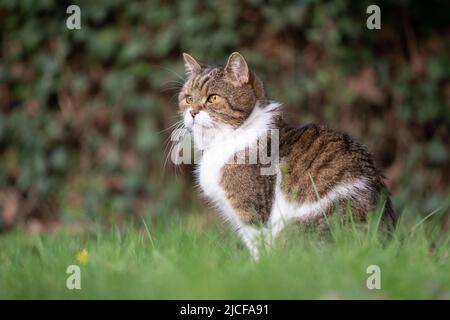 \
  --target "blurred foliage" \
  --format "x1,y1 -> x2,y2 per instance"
0,0 -> 449,231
